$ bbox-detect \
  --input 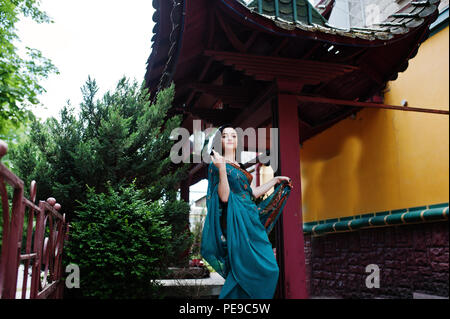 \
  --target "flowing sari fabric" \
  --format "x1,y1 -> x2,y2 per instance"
201,162 -> 291,299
